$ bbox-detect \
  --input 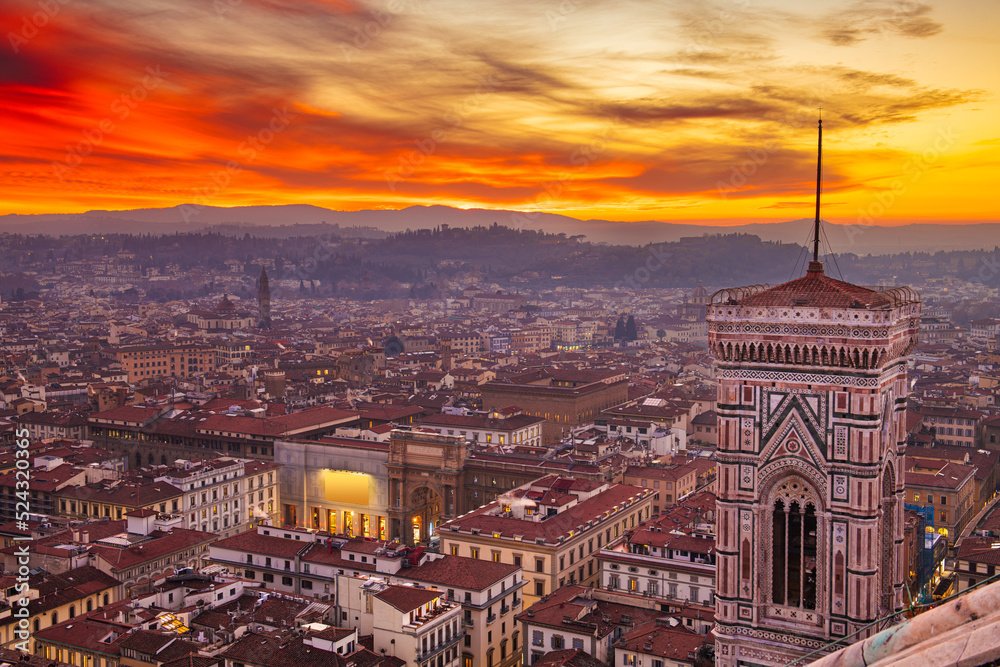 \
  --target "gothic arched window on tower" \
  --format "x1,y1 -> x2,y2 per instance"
772,497 -> 818,610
